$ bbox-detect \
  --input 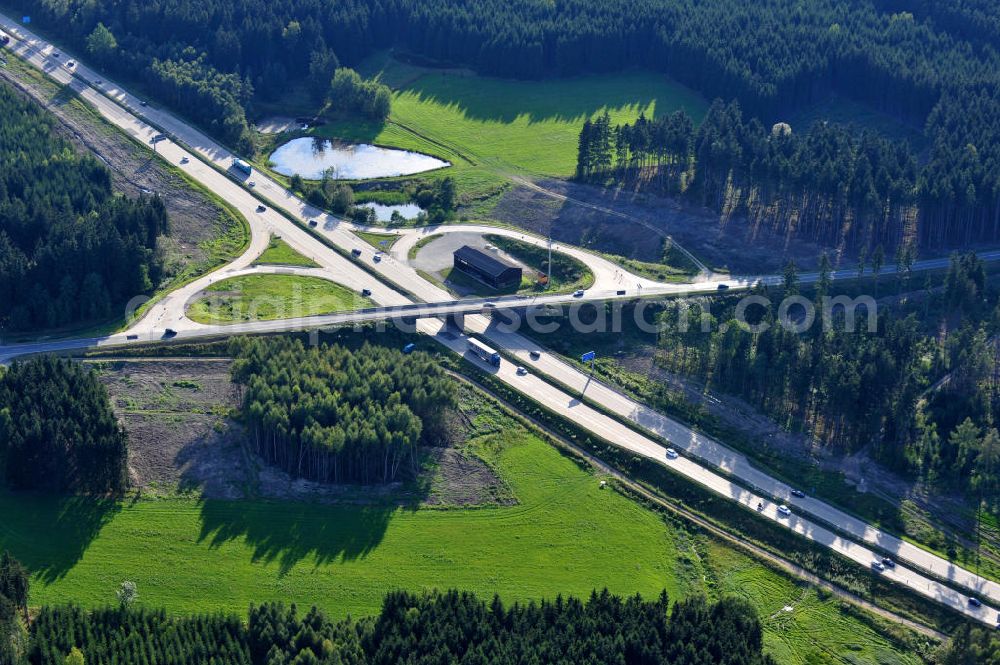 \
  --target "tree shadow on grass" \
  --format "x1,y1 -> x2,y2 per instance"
196,498 -> 405,577
0,492 -> 121,584
398,72 -> 668,126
